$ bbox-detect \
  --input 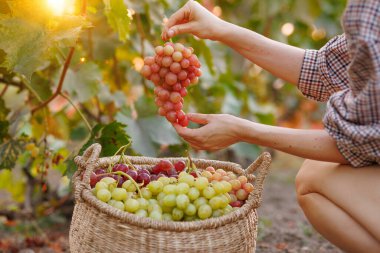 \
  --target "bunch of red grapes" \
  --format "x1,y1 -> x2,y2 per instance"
140,42 -> 202,127
90,160 -> 187,188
